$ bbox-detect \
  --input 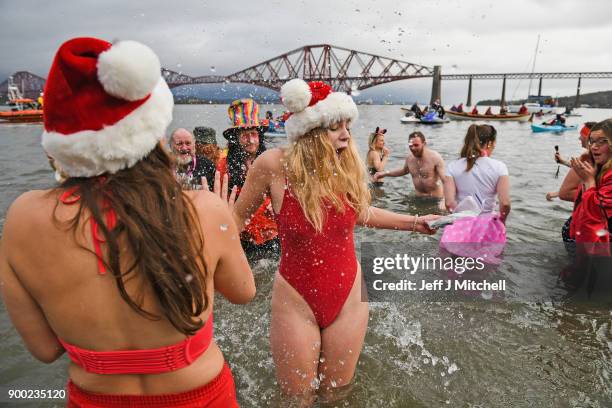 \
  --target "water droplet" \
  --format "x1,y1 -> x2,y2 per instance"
210,66 -> 216,72
595,229 -> 608,237
220,223 -> 228,231
185,274 -> 193,283
319,357 -> 326,363
448,363 -> 459,374
310,378 -> 320,389
330,379 -> 337,387
176,63 -> 182,68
